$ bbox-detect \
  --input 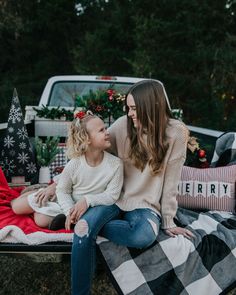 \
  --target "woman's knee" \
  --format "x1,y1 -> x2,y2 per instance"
132,219 -> 159,248
132,232 -> 156,248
